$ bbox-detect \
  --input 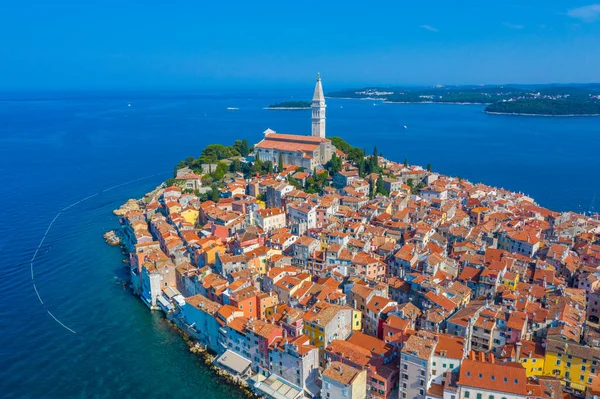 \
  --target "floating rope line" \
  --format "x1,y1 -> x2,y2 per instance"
30,171 -> 168,334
